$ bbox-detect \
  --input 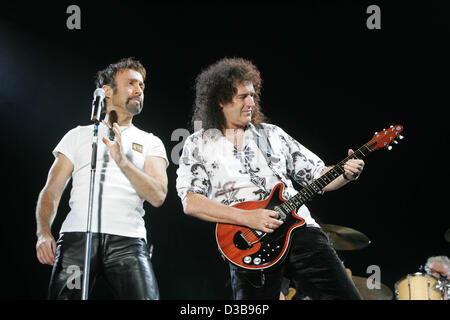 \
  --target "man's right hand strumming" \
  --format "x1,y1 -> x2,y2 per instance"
182,193 -> 283,234
242,208 -> 283,234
